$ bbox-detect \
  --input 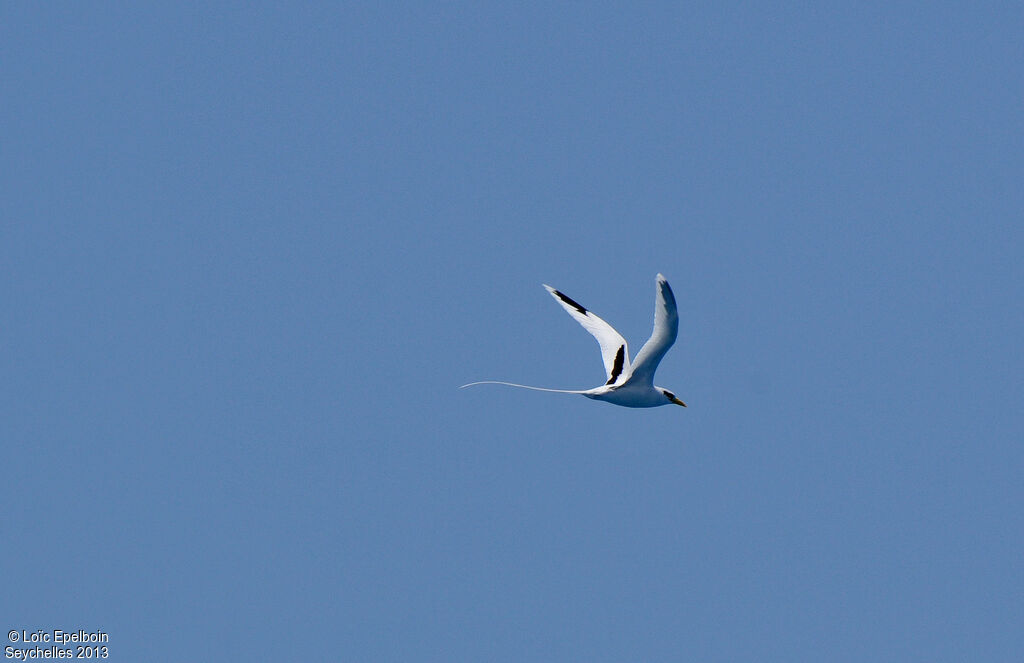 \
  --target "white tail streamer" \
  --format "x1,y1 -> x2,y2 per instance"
459,381 -> 587,394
